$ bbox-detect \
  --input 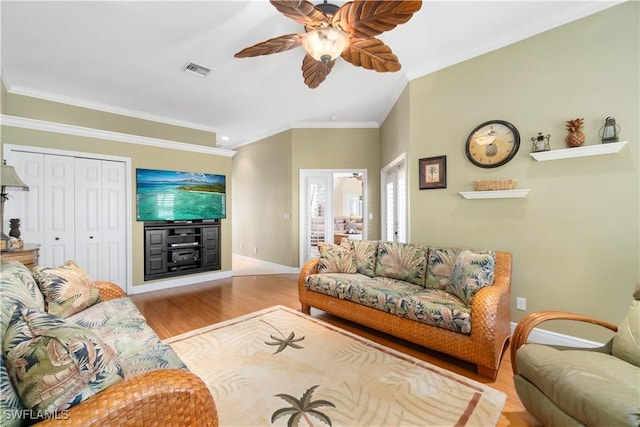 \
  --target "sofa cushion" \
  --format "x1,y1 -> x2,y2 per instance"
516,343 -> 640,426
612,298 -> 640,367
1,262 -> 47,426
34,260 -> 101,318
306,273 -> 375,303
3,307 -> 123,414
305,273 -> 420,314
67,298 -> 187,378
374,242 -> 428,286
317,242 -> 356,274
446,250 -> 495,305
425,248 -> 460,290
359,277 -> 423,314
345,239 -> 379,277
396,290 -> 472,333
